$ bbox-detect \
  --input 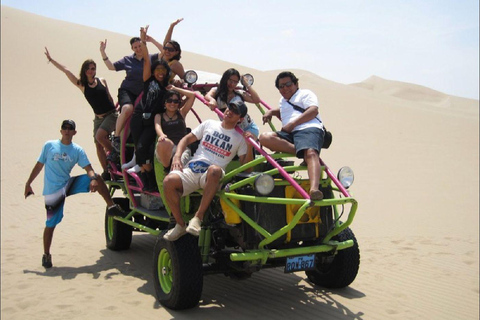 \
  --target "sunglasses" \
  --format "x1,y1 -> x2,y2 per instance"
278,81 -> 294,89
166,98 -> 180,104
164,46 -> 176,52
62,126 -> 74,130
